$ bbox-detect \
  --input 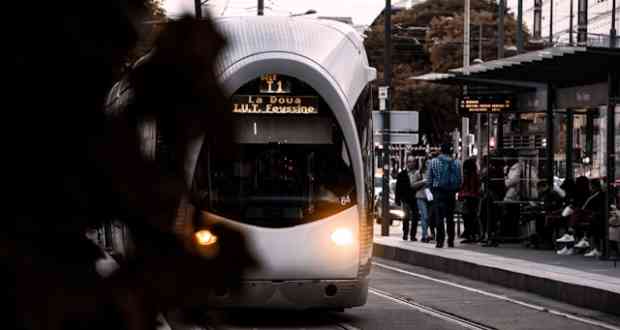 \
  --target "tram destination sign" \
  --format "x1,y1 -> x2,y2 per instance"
459,95 -> 514,113
232,95 -> 319,114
